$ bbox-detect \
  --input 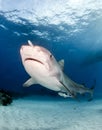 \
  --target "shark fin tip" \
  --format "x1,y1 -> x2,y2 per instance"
28,40 -> 33,46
